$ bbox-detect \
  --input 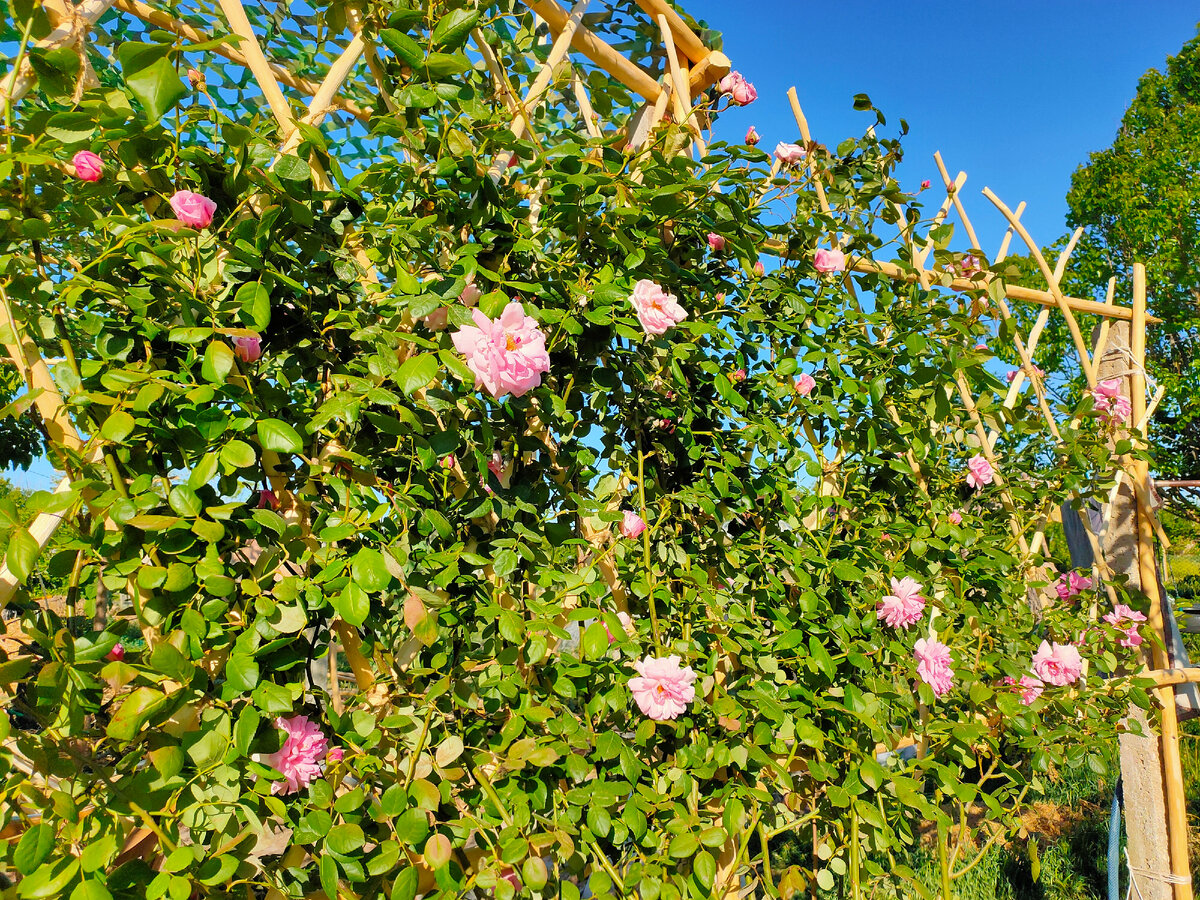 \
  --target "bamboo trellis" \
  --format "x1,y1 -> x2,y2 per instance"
0,0 -> 1194,897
